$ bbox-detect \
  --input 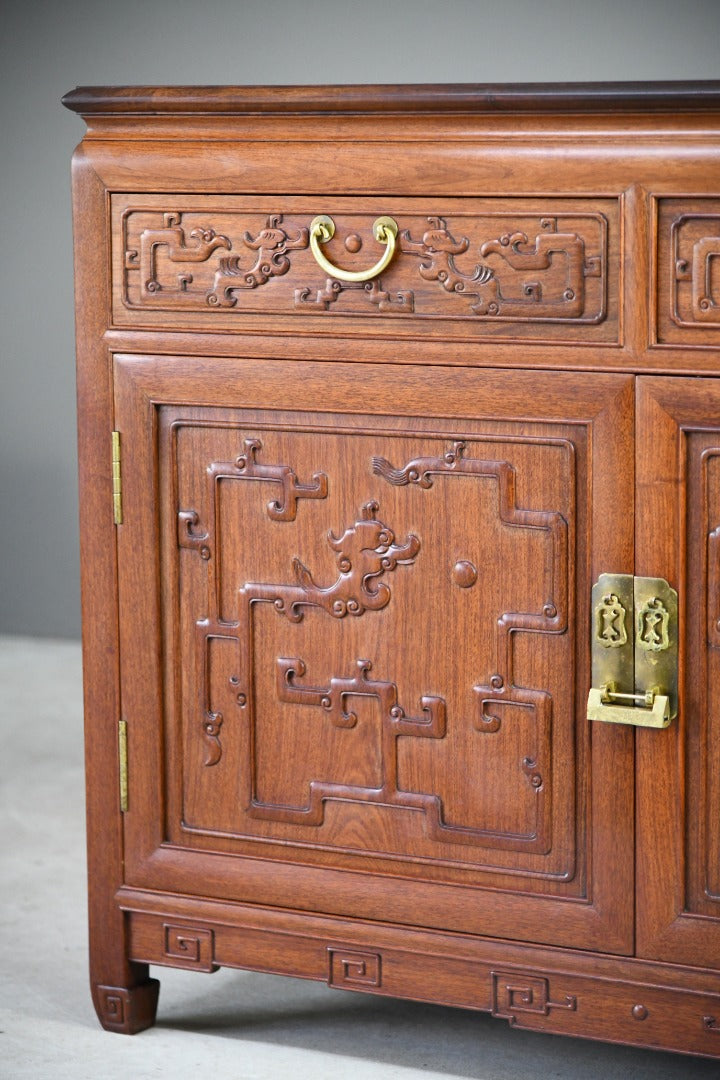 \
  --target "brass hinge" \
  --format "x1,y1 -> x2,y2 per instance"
112,430 -> 123,525
118,719 -> 128,812
587,573 -> 678,728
